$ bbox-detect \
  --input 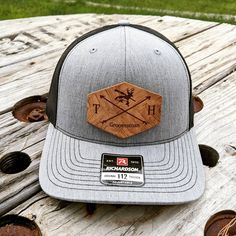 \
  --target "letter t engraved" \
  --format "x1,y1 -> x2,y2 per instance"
93,104 -> 100,114
148,105 -> 156,115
